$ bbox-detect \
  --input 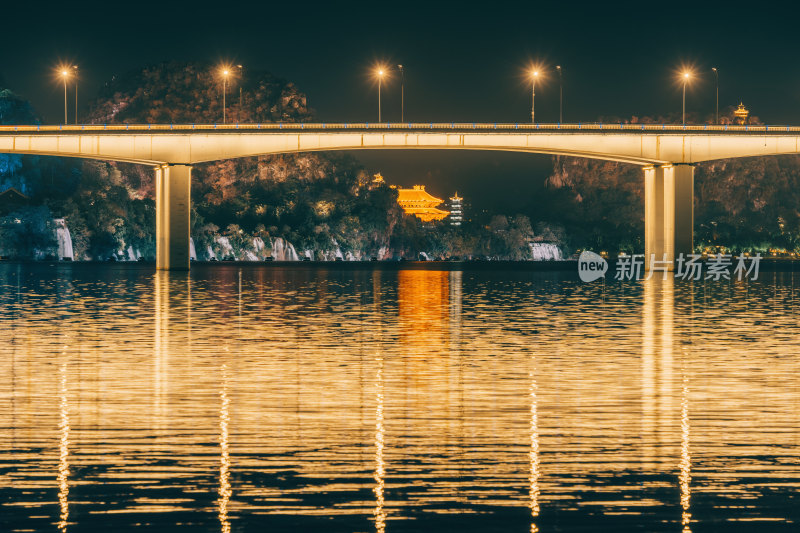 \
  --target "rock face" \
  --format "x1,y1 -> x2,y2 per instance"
214,236 -> 236,259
